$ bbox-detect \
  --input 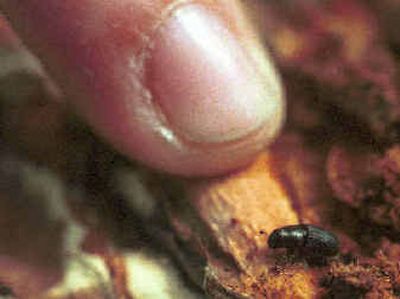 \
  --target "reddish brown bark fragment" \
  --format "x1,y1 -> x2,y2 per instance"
260,0 -> 400,142
327,144 -> 400,233
327,144 -> 380,208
